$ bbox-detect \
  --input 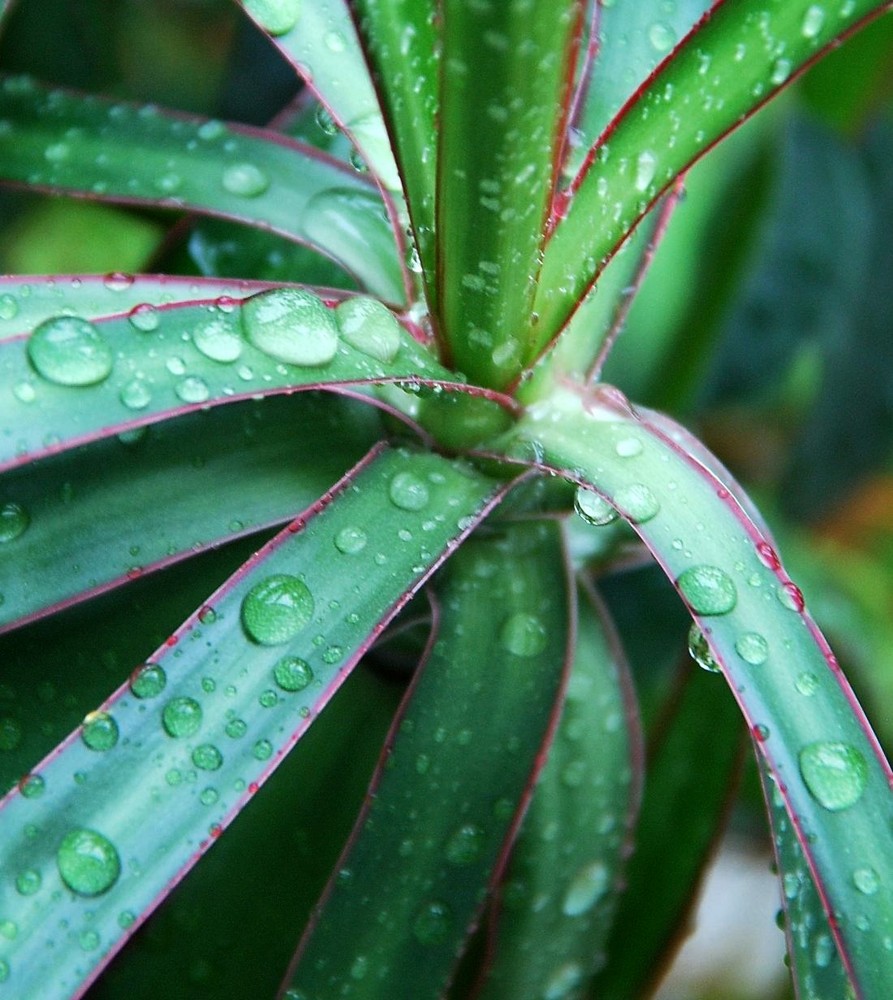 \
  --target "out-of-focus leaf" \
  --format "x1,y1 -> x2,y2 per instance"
436,0 -> 580,390
0,393 -> 380,632
0,75 -> 403,301
284,519 -> 572,999
594,662 -> 743,1000
0,445 -> 509,1000
476,582 -> 641,1000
